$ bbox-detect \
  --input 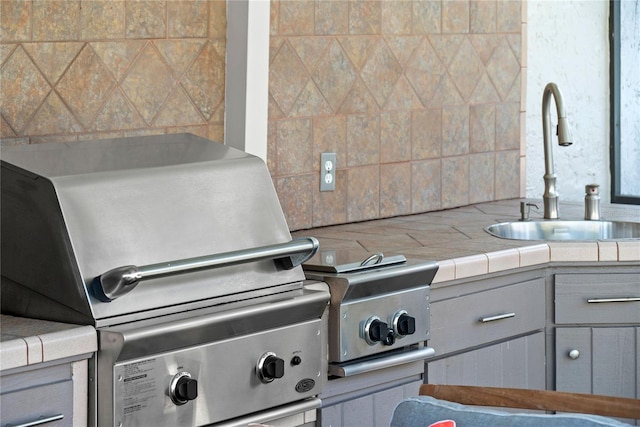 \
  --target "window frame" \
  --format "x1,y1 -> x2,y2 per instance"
610,0 -> 640,205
